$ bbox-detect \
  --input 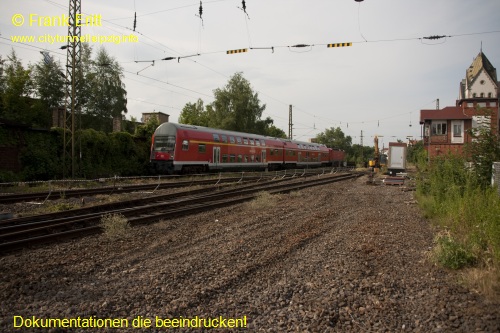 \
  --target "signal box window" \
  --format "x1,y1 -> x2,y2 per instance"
230,154 -> 236,162
229,136 -> 235,144
213,134 -> 220,142
260,139 -> 266,146
182,140 -> 189,151
269,149 -> 274,156
198,144 -> 206,153
255,139 -> 260,146
243,137 -> 248,144
236,137 -> 242,144
249,138 -> 255,145
431,122 -> 447,135
221,135 -> 227,143
222,154 -> 228,163
238,155 -> 242,162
